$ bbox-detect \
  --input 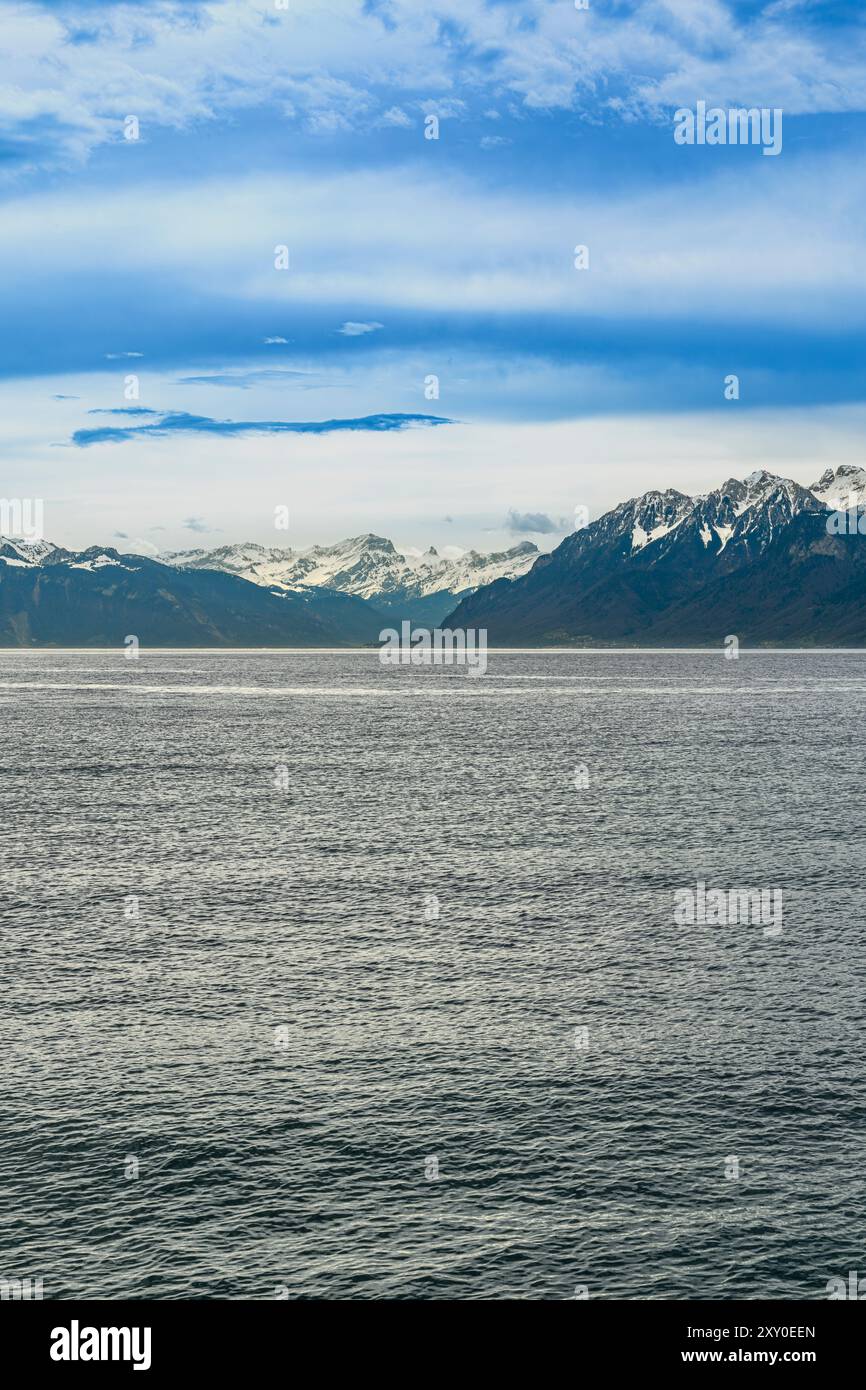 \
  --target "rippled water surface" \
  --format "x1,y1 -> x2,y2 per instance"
1,649 -> 865,1300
